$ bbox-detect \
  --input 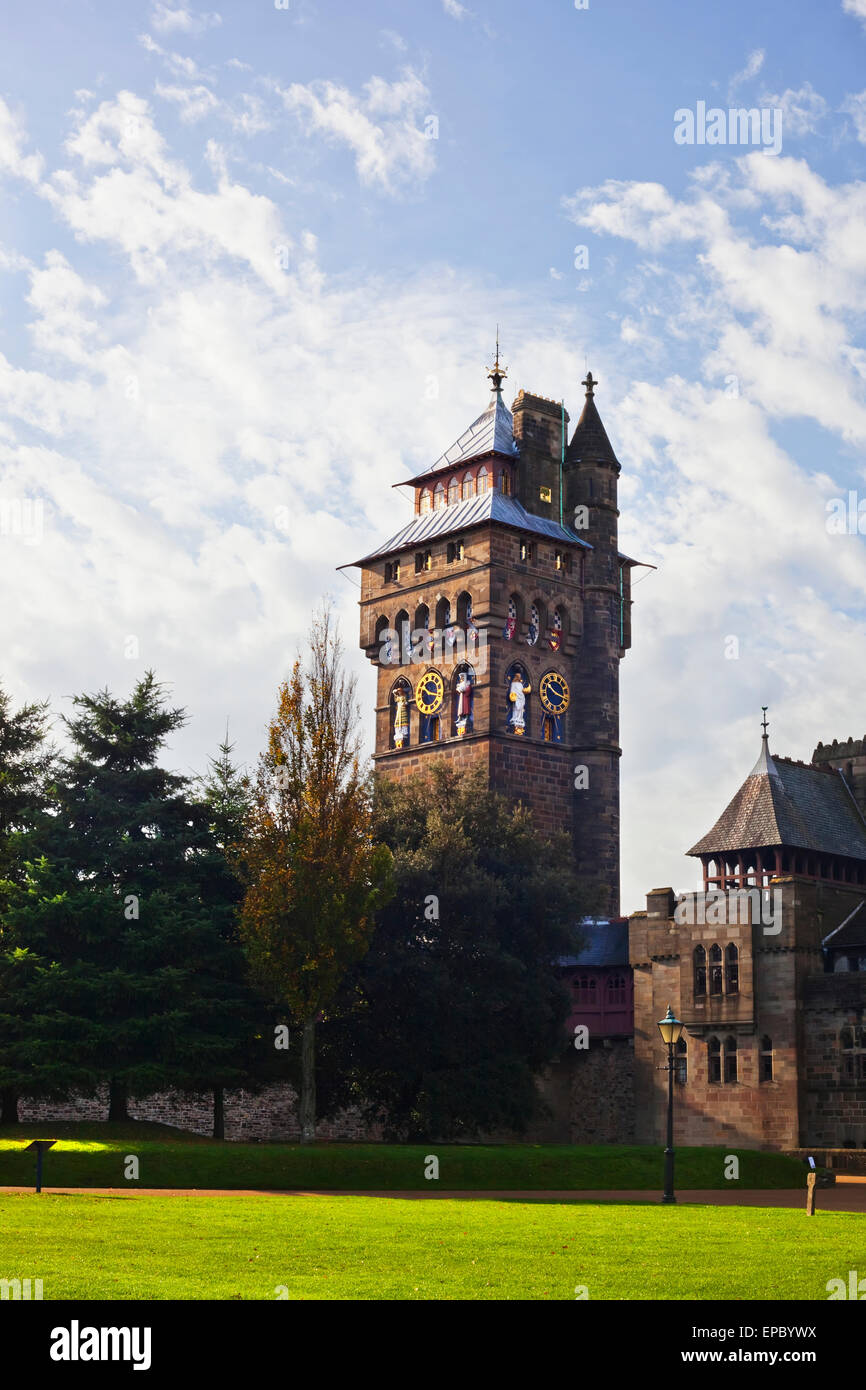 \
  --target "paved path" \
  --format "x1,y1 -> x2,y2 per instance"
1,1183 -> 865,1210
